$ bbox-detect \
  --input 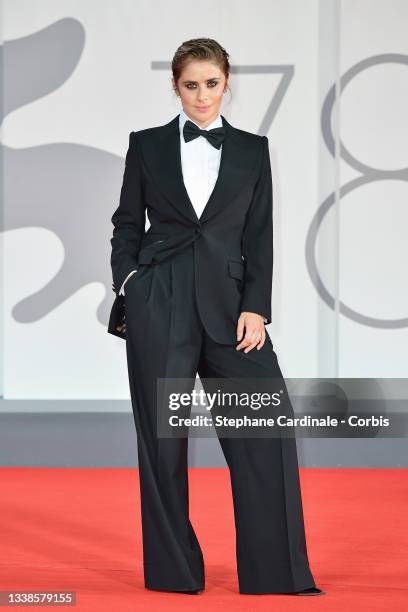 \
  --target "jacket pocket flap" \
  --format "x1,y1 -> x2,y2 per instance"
138,249 -> 154,264
137,240 -> 165,264
228,260 -> 244,281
